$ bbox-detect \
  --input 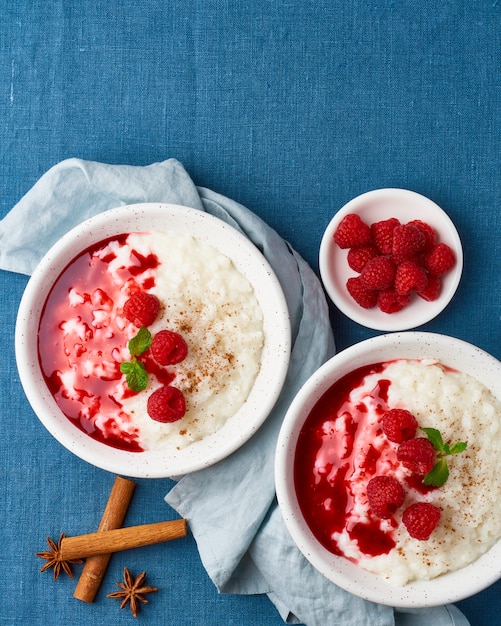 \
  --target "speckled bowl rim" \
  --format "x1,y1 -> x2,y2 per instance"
15,203 -> 291,478
275,331 -> 501,607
